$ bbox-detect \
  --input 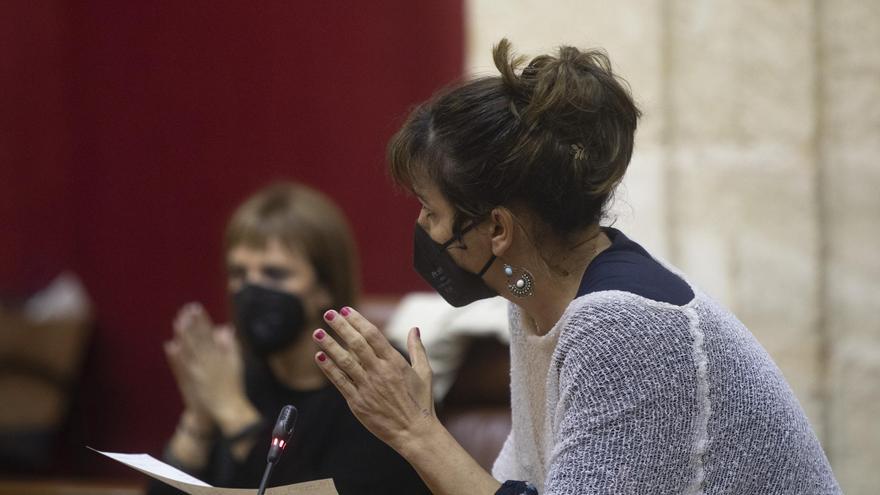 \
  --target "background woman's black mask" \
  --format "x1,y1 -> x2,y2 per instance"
413,223 -> 497,307
233,284 -> 306,357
